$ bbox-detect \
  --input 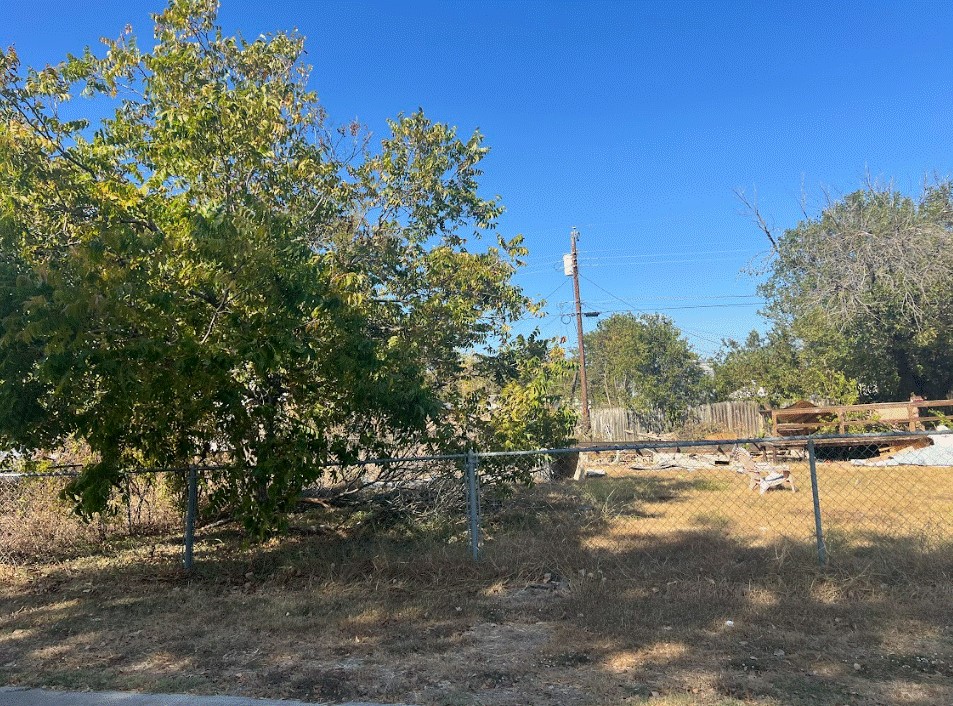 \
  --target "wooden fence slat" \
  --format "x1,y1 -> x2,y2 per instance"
588,401 -> 765,440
